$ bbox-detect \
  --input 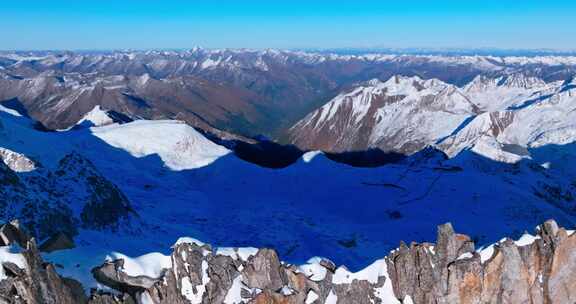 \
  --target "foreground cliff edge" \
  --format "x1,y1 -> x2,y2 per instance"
0,219 -> 574,304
